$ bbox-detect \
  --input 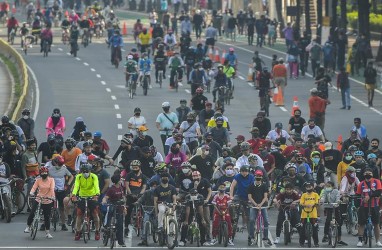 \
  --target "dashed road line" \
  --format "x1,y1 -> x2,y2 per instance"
248,82 -> 255,87
101,81 -> 106,85
238,75 -> 245,80
185,89 -> 191,94
114,104 -> 120,110
111,95 -> 116,100
96,74 -> 101,78
280,107 -> 288,112
83,62 -> 89,66
66,52 -> 71,55
106,88 -> 111,92
58,48 -> 63,51
76,57 -> 81,61
178,82 -> 183,86
116,114 -> 121,118
117,124 -> 123,129
91,68 -> 96,72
